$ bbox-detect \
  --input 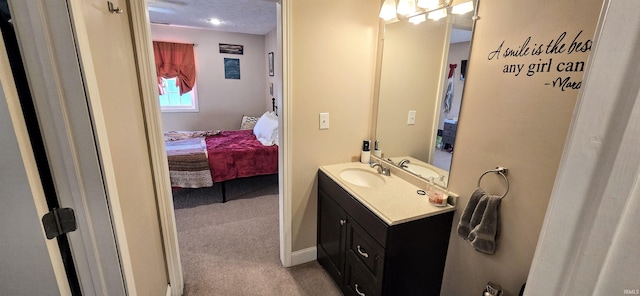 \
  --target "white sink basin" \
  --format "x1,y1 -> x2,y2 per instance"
404,163 -> 440,180
339,168 -> 386,188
